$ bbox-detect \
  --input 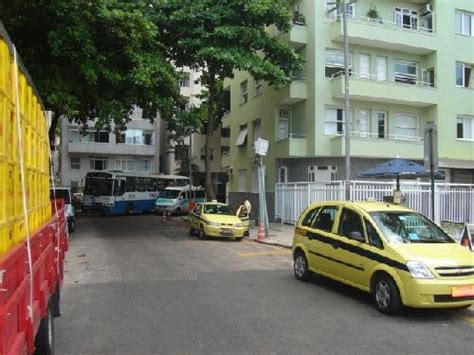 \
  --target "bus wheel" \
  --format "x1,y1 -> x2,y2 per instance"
34,302 -> 54,355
